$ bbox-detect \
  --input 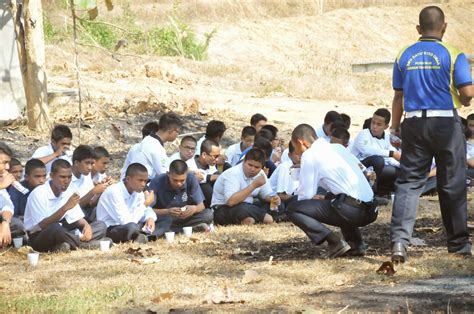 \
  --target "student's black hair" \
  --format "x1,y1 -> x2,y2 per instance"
332,128 -> 350,144
262,124 -> 278,138
200,139 -> 219,156
244,148 -> 266,166
51,124 -> 73,142
330,120 -> 348,131
93,146 -> 110,159
323,111 -> 341,125
180,135 -> 197,145
72,145 -> 96,163
51,159 -> 71,174
250,113 -> 267,126
142,121 -> 159,138
0,142 -> 13,157
205,120 -> 226,139
253,137 -> 272,159
169,159 -> 188,175
419,6 -> 445,32
8,158 -> 21,168
363,118 -> 372,129
158,112 -> 182,132
25,159 -> 46,176
340,113 -> 351,129
256,128 -> 275,142
125,162 -> 148,177
467,113 -> 474,122
288,141 -> 295,154
373,108 -> 391,125
291,124 -> 317,144
241,126 -> 257,138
